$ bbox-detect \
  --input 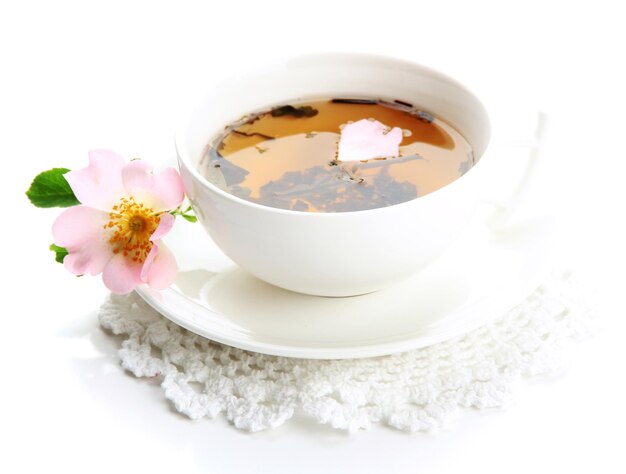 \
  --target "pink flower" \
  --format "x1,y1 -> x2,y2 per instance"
337,119 -> 403,162
52,150 -> 185,294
